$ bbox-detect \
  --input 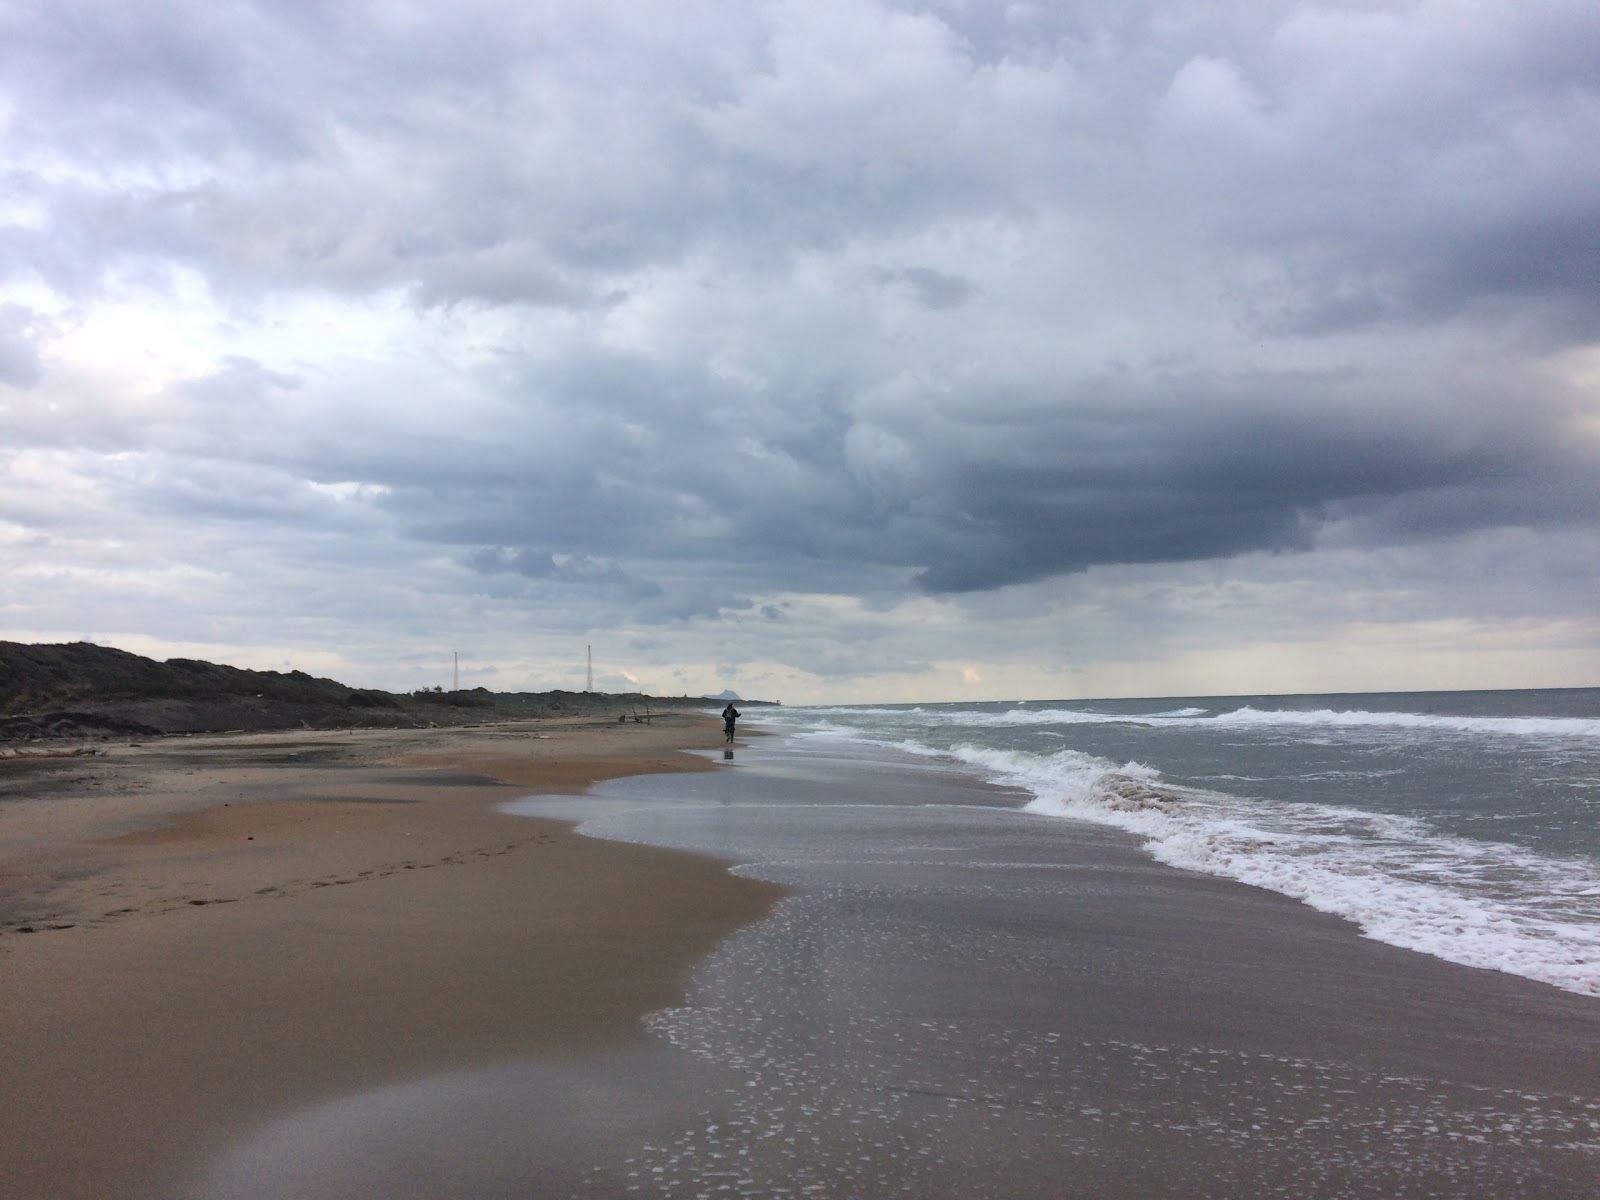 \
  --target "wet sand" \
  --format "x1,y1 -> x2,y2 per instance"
0,714 -> 782,1200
